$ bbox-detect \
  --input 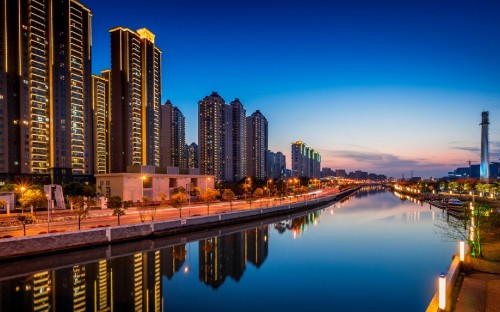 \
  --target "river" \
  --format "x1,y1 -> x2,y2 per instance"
0,186 -> 456,311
